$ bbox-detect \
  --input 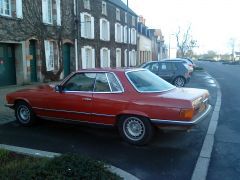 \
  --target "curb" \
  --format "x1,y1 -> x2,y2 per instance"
191,74 -> 222,180
0,144 -> 140,180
